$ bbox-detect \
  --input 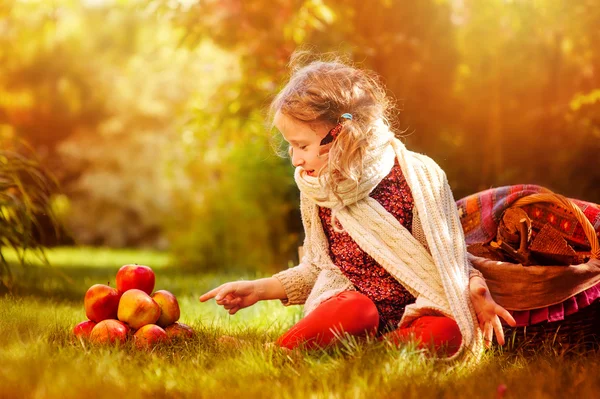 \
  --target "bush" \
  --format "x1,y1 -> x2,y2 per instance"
0,139 -> 60,291
166,110 -> 301,273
